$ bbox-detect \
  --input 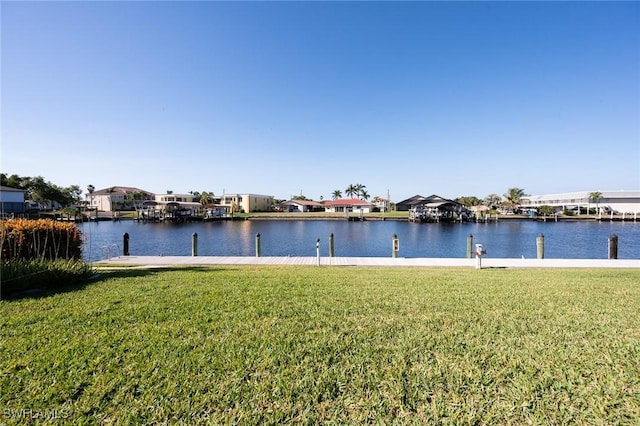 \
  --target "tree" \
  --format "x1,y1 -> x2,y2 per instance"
503,188 -> 528,213
65,185 -> 83,205
199,191 -> 212,206
483,194 -> 502,210
538,205 -> 555,216
166,190 -> 173,195
589,191 -> 603,214
360,189 -> 370,201
345,184 -> 357,198
354,184 -> 366,199
332,190 -> 342,200
455,196 -> 481,208
87,184 -> 96,208
127,190 -> 148,211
